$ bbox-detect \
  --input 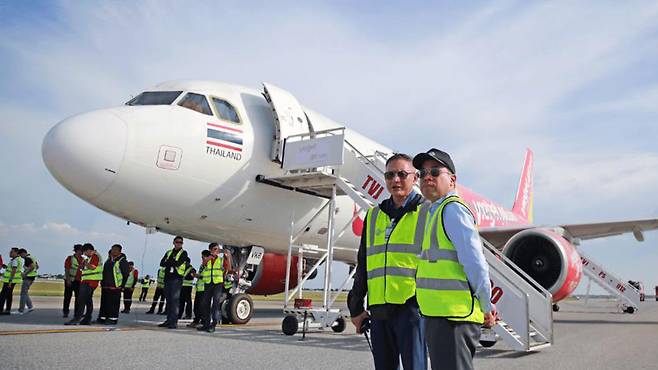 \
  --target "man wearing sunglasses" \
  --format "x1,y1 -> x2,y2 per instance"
412,149 -> 497,370
158,235 -> 188,329
348,153 -> 428,370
